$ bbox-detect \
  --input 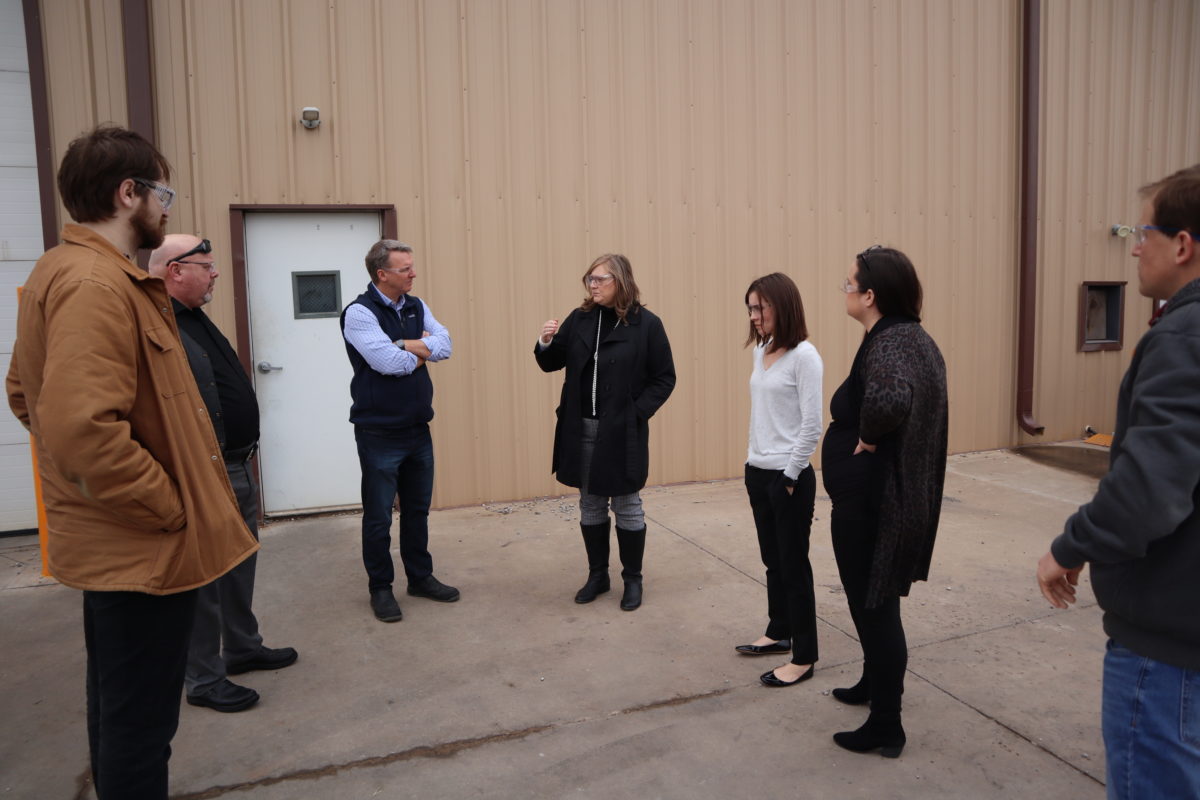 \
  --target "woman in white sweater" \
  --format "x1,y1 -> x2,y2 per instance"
736,272 -> 824,687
